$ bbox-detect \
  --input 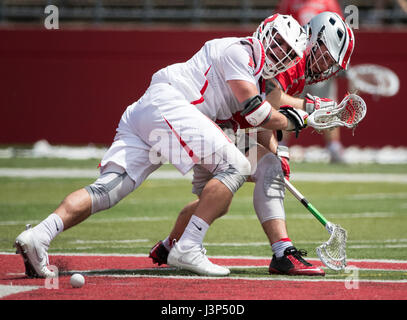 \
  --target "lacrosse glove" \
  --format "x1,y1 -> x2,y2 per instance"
278,105 -> 308,139
305,93 -> 337,114
277,145 -> 290,180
